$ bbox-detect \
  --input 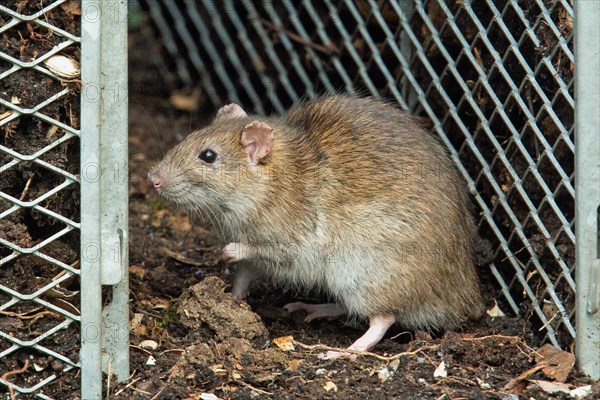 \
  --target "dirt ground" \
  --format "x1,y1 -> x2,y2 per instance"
108,25 -> 598,399
1,2 -> 598,399
115,100 -> 598,400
